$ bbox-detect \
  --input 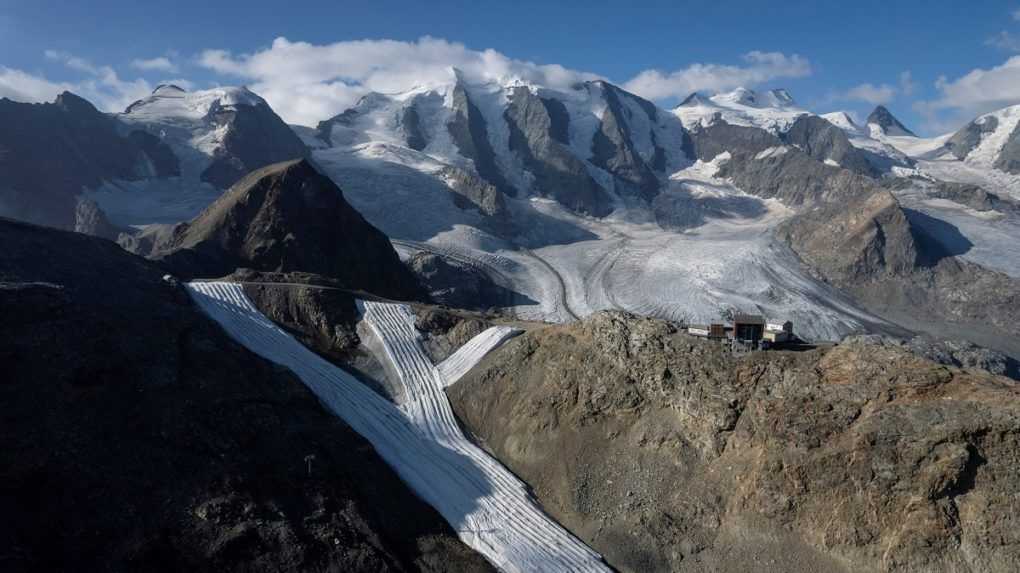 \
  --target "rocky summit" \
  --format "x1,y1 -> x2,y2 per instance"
133,158 -> 423,300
